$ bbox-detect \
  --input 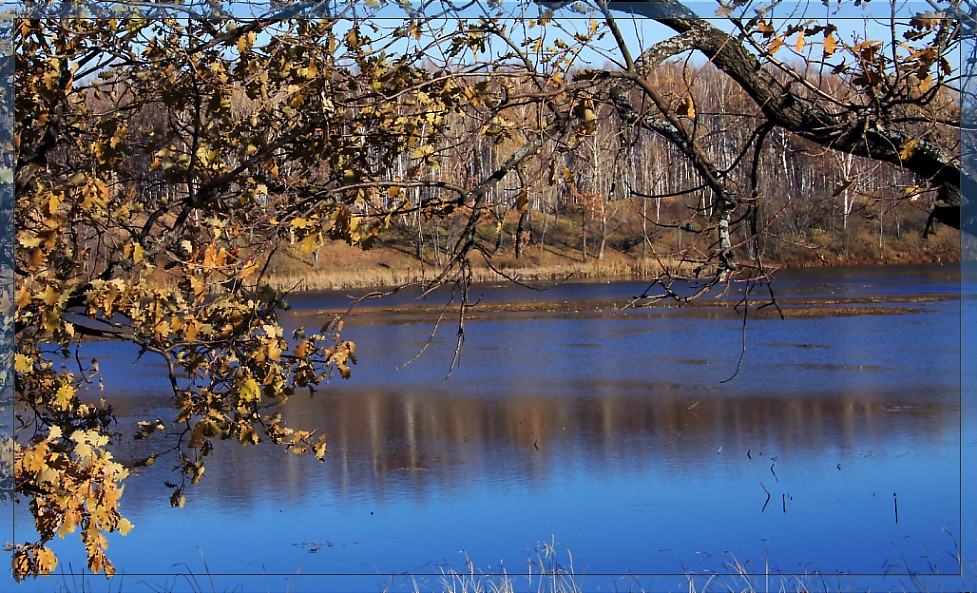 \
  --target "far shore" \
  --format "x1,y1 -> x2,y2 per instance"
299,293 -> 959,322
263,240 -> 960,294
